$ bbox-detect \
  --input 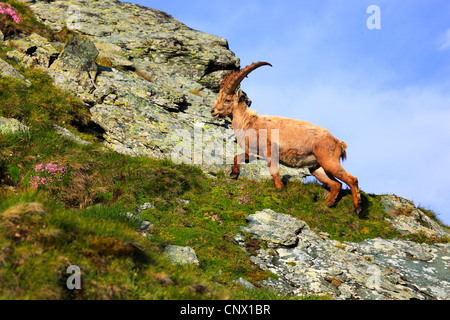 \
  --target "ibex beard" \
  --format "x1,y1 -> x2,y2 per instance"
211,62 -> 362,214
